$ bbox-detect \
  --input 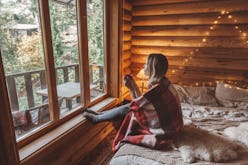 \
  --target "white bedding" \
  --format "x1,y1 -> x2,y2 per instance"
109,103 -> 248,165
